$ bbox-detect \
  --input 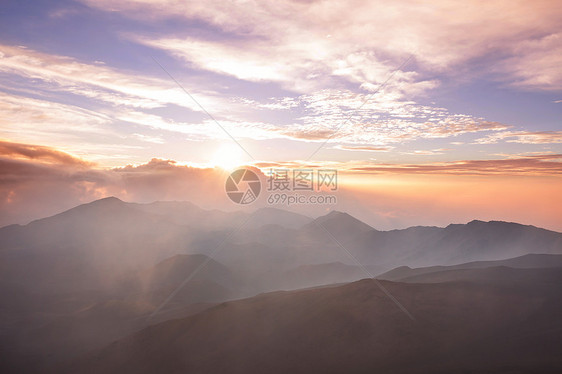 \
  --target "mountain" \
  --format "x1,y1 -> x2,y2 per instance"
132,202 -> 311,230
0,197 -> 191,295
214,211 -> 376,281
308,210 -> 374,242
66,267 -> 562,374
394,265 -> 562,285
1,198 -> 562,373
247,207 -> 312,229
4,198 -> 560,297
347,219 -> 562,269
0,254 -> 233,373
0,198 -> 311,297
264,262 -> 365,290
123,254 -> 240,306
2,198 -> 561,318
378,253 -> 562,281
230,212 -> 562,279
132,200 -> 246,230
